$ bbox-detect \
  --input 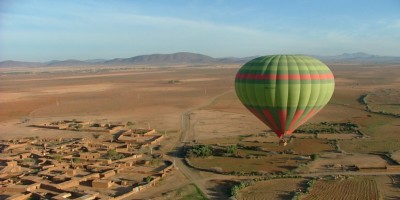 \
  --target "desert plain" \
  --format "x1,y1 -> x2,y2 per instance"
1,62 -> 400,200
